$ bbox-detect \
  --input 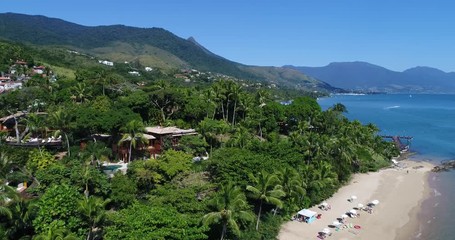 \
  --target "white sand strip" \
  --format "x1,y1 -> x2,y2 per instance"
279,160 -> 433,240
